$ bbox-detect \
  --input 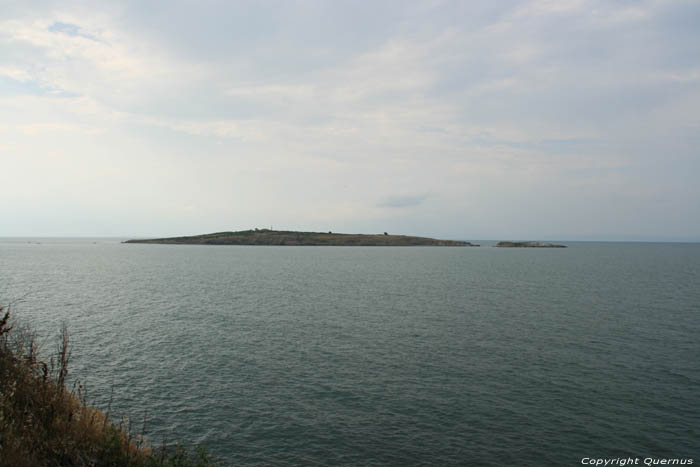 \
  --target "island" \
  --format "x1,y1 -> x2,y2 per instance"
124,229 -> 479,246
495,241 -> 567,248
